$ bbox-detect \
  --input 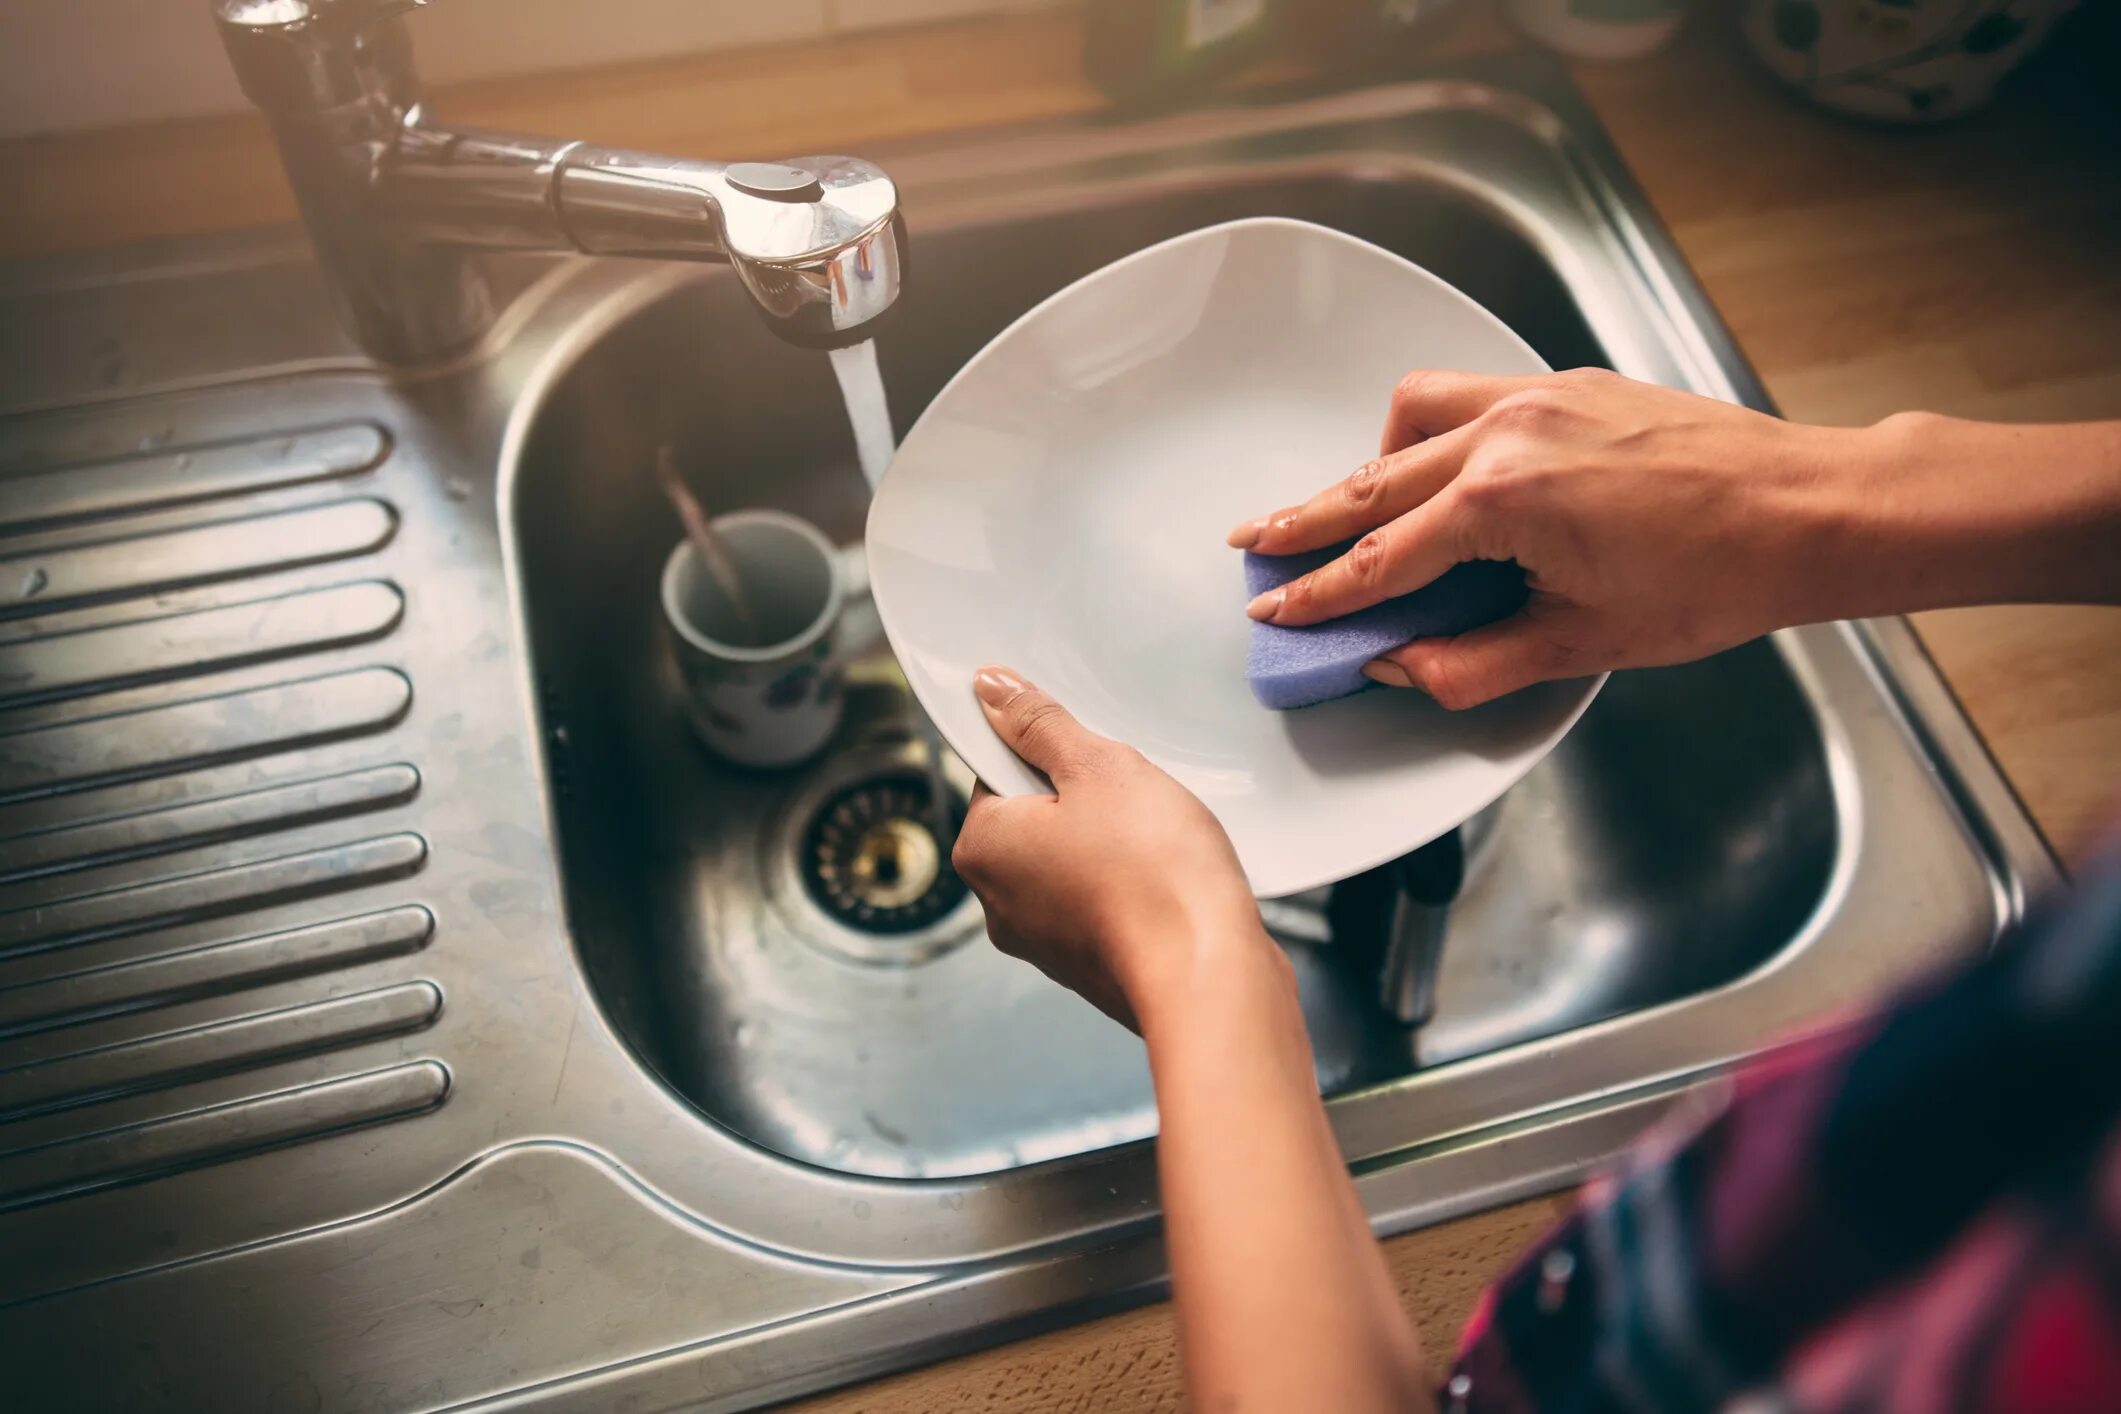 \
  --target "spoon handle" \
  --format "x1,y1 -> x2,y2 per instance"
655,445 -> 760,643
